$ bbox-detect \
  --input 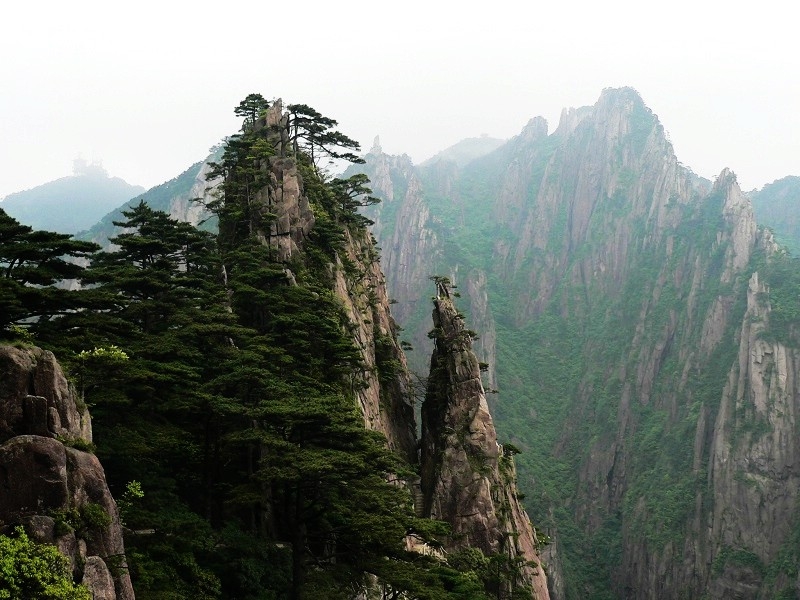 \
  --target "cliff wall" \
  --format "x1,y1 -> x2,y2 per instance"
420,282 -> 550,600
357,88 -> 800,599
0,345 -> 135,599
